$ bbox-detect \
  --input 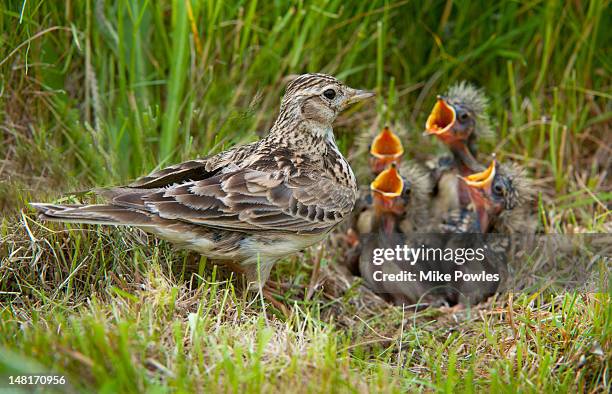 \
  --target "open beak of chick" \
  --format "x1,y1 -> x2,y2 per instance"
425,96 -> 482,174
370,163 -> 406,215
425,96 -> 456,137
460,159 -> 499,232
369,126 -> 404,174
425,96 -> 470,149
